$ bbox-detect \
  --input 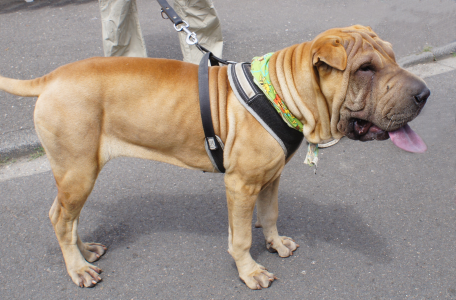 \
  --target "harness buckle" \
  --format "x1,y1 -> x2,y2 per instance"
207,137 -> 218,150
